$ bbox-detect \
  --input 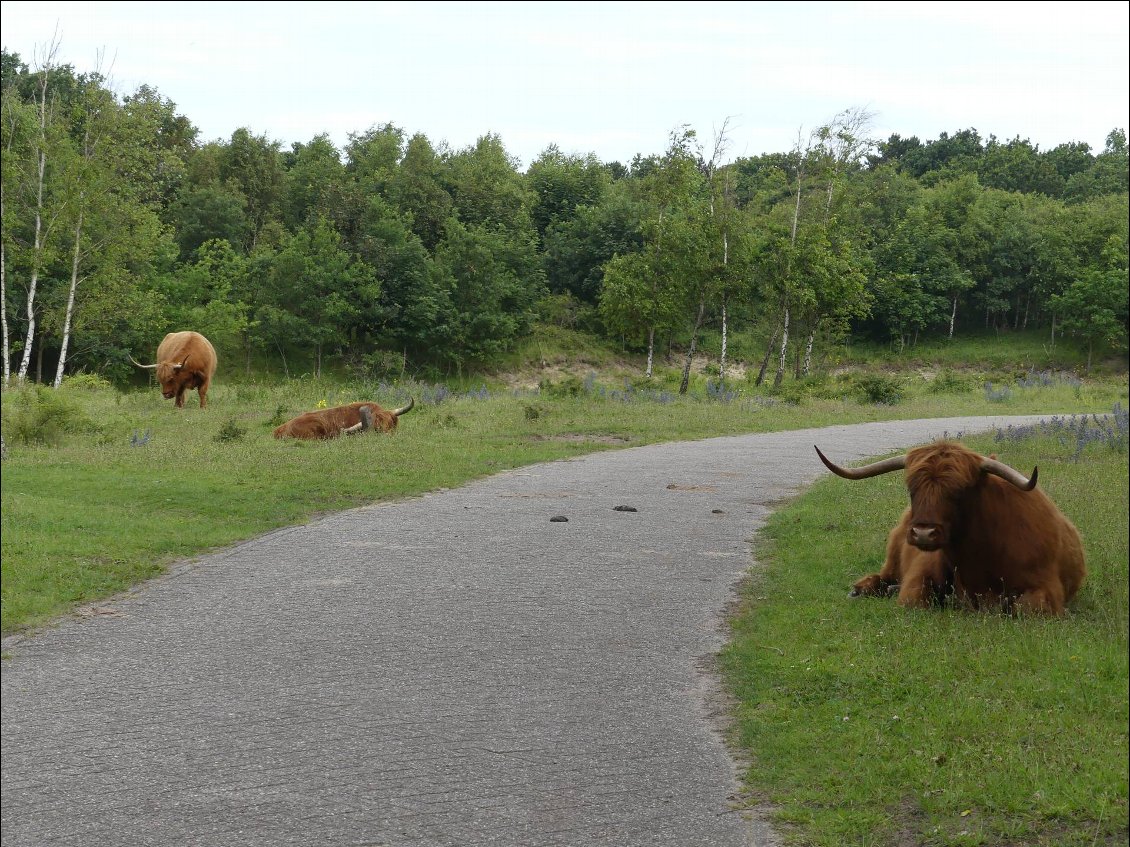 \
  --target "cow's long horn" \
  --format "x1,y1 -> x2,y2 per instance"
981,457 -> 1038,491
172,355 -> 190,372
128,354 -> 158,370
814,445 -> 906,480
391,397 -> 414,416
